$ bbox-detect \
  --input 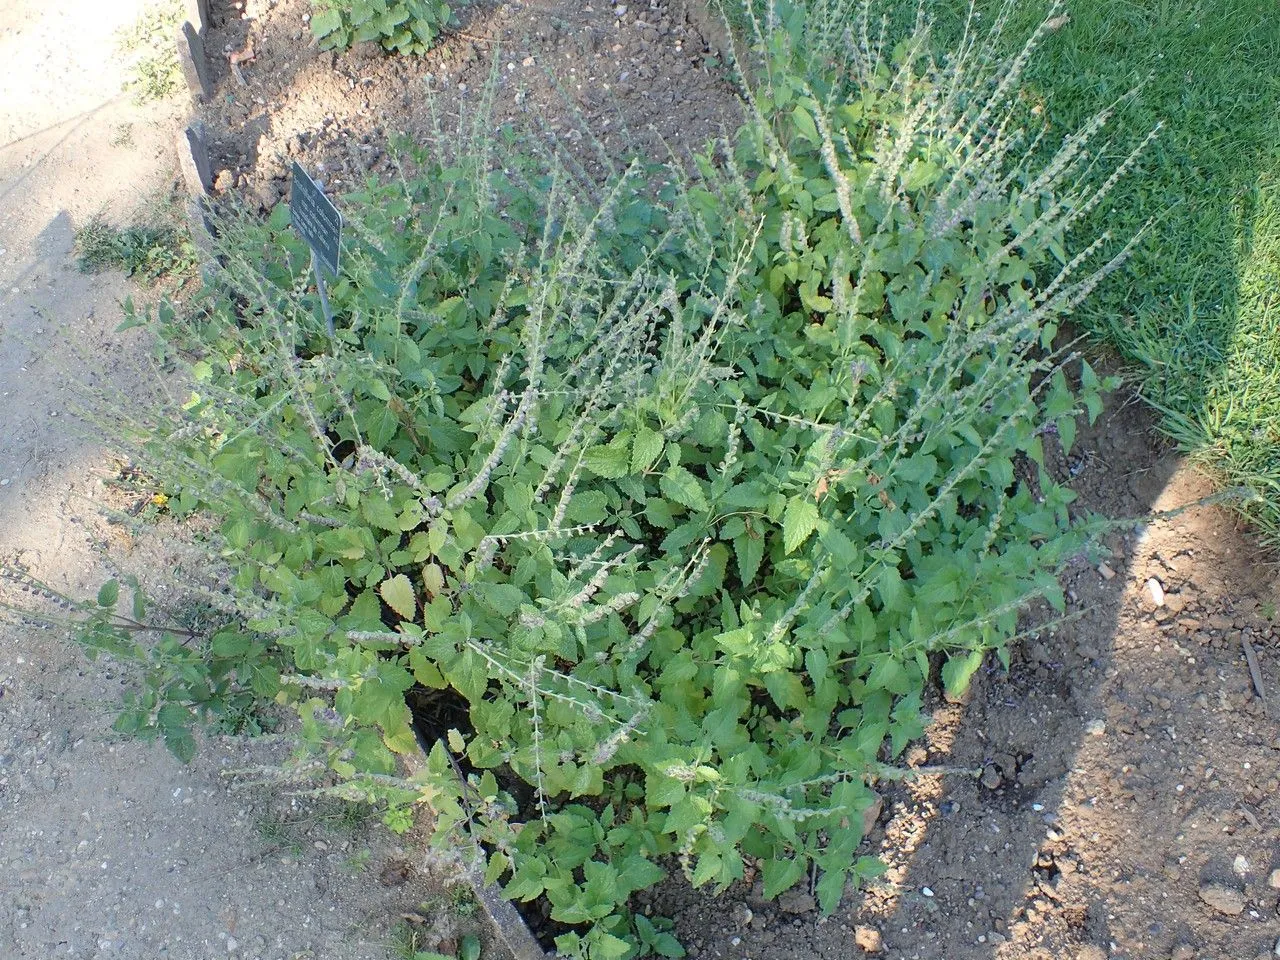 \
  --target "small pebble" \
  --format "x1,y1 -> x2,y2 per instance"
1146,577 -> 1166,606
1097,562 -> 1116,580
1198,880 -> 1245,916
1085,719 -> 1106,737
